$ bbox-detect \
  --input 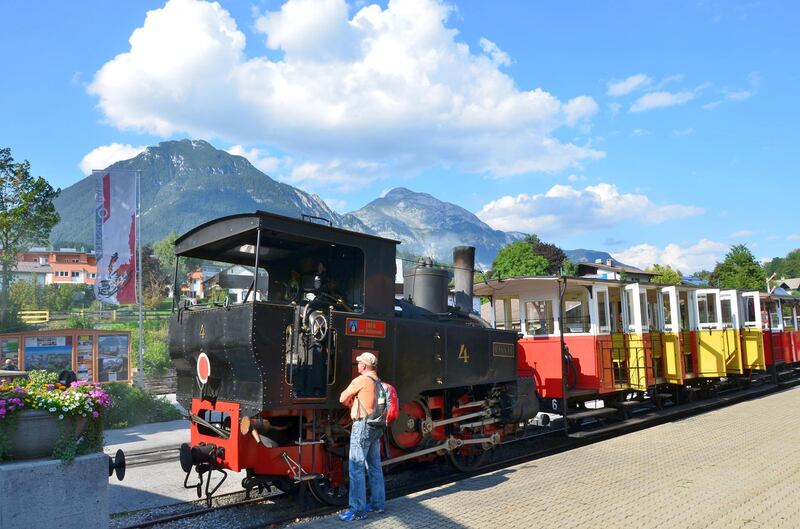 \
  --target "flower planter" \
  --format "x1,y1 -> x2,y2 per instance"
5,409 -> 87,460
